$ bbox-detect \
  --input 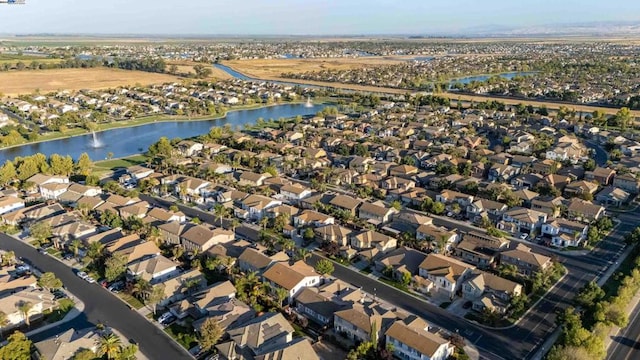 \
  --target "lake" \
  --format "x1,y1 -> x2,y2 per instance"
450,71 -> 537,85
0,103 -> 327,163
